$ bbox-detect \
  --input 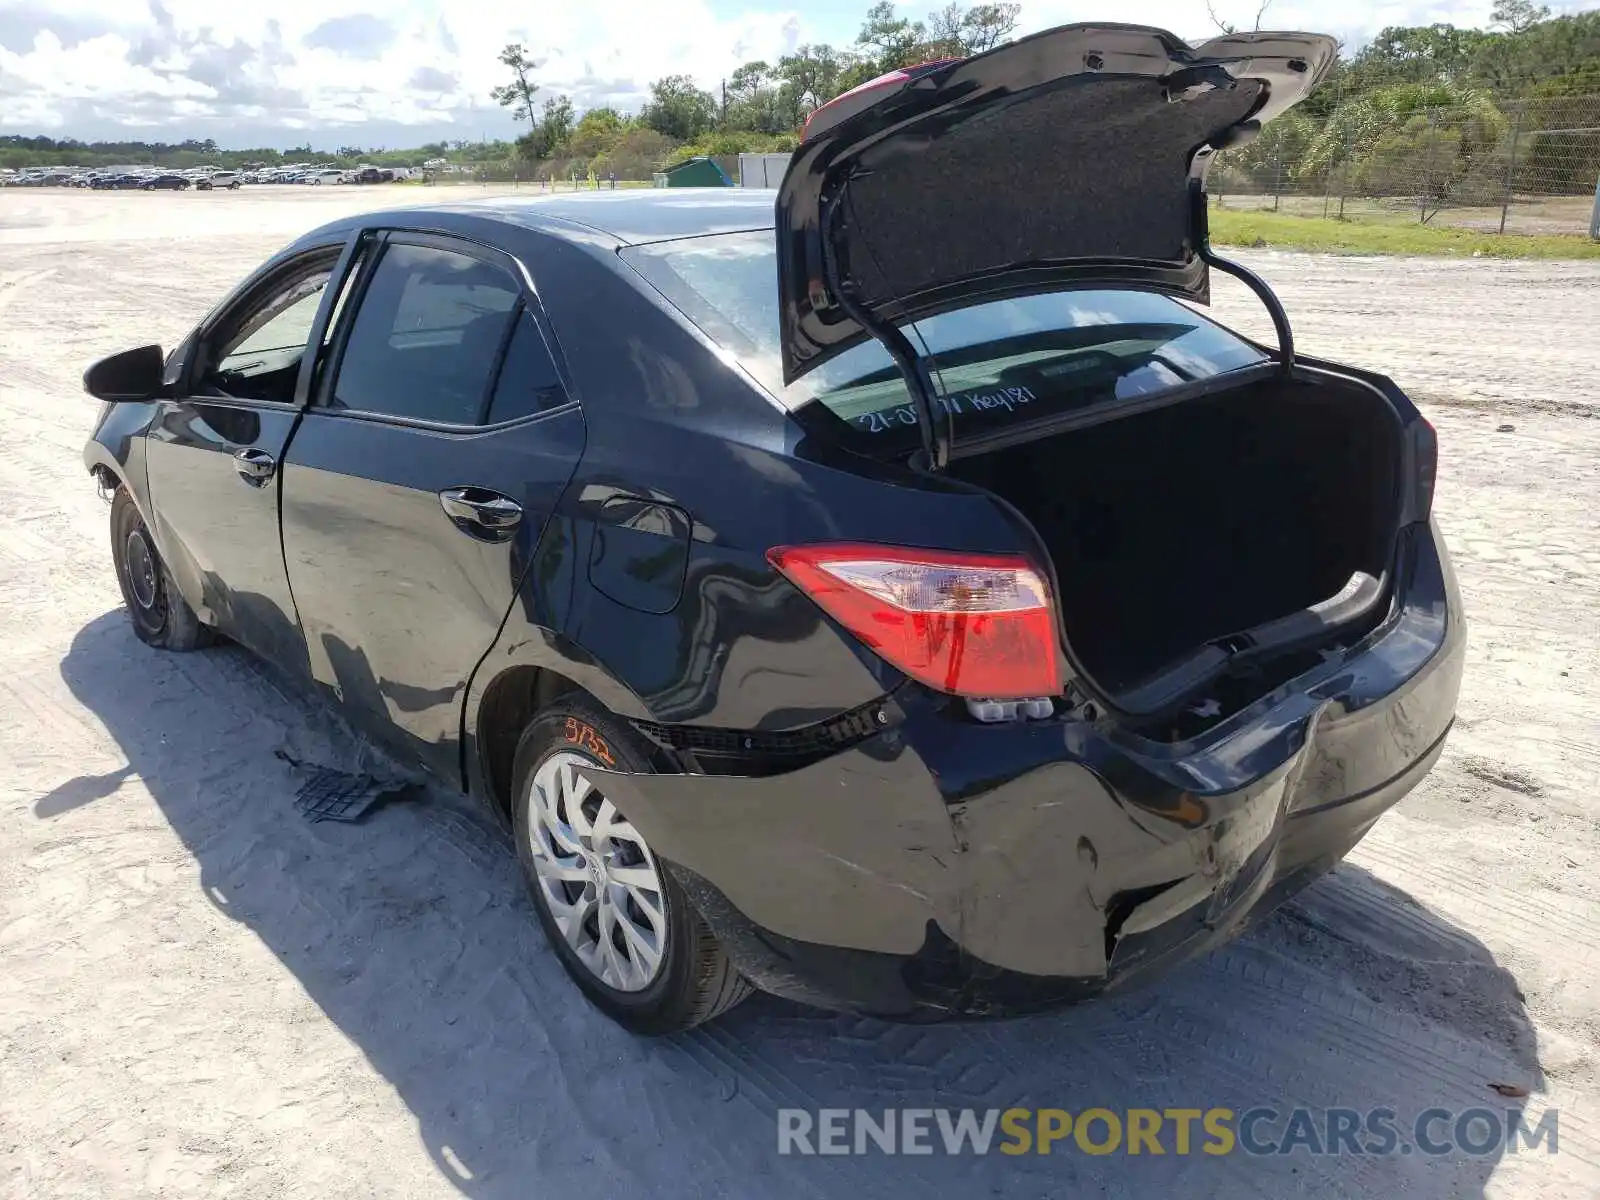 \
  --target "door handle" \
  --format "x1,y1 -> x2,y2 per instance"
233,447 -> 277,486
439,487 -> 522,541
